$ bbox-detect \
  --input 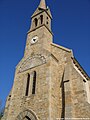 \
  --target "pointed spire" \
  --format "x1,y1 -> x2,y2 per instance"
38,0 -> 47,9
